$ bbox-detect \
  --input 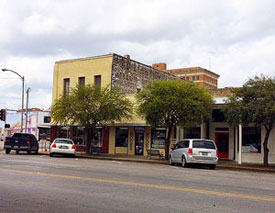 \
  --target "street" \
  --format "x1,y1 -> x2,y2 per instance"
0,151 -> 275,213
